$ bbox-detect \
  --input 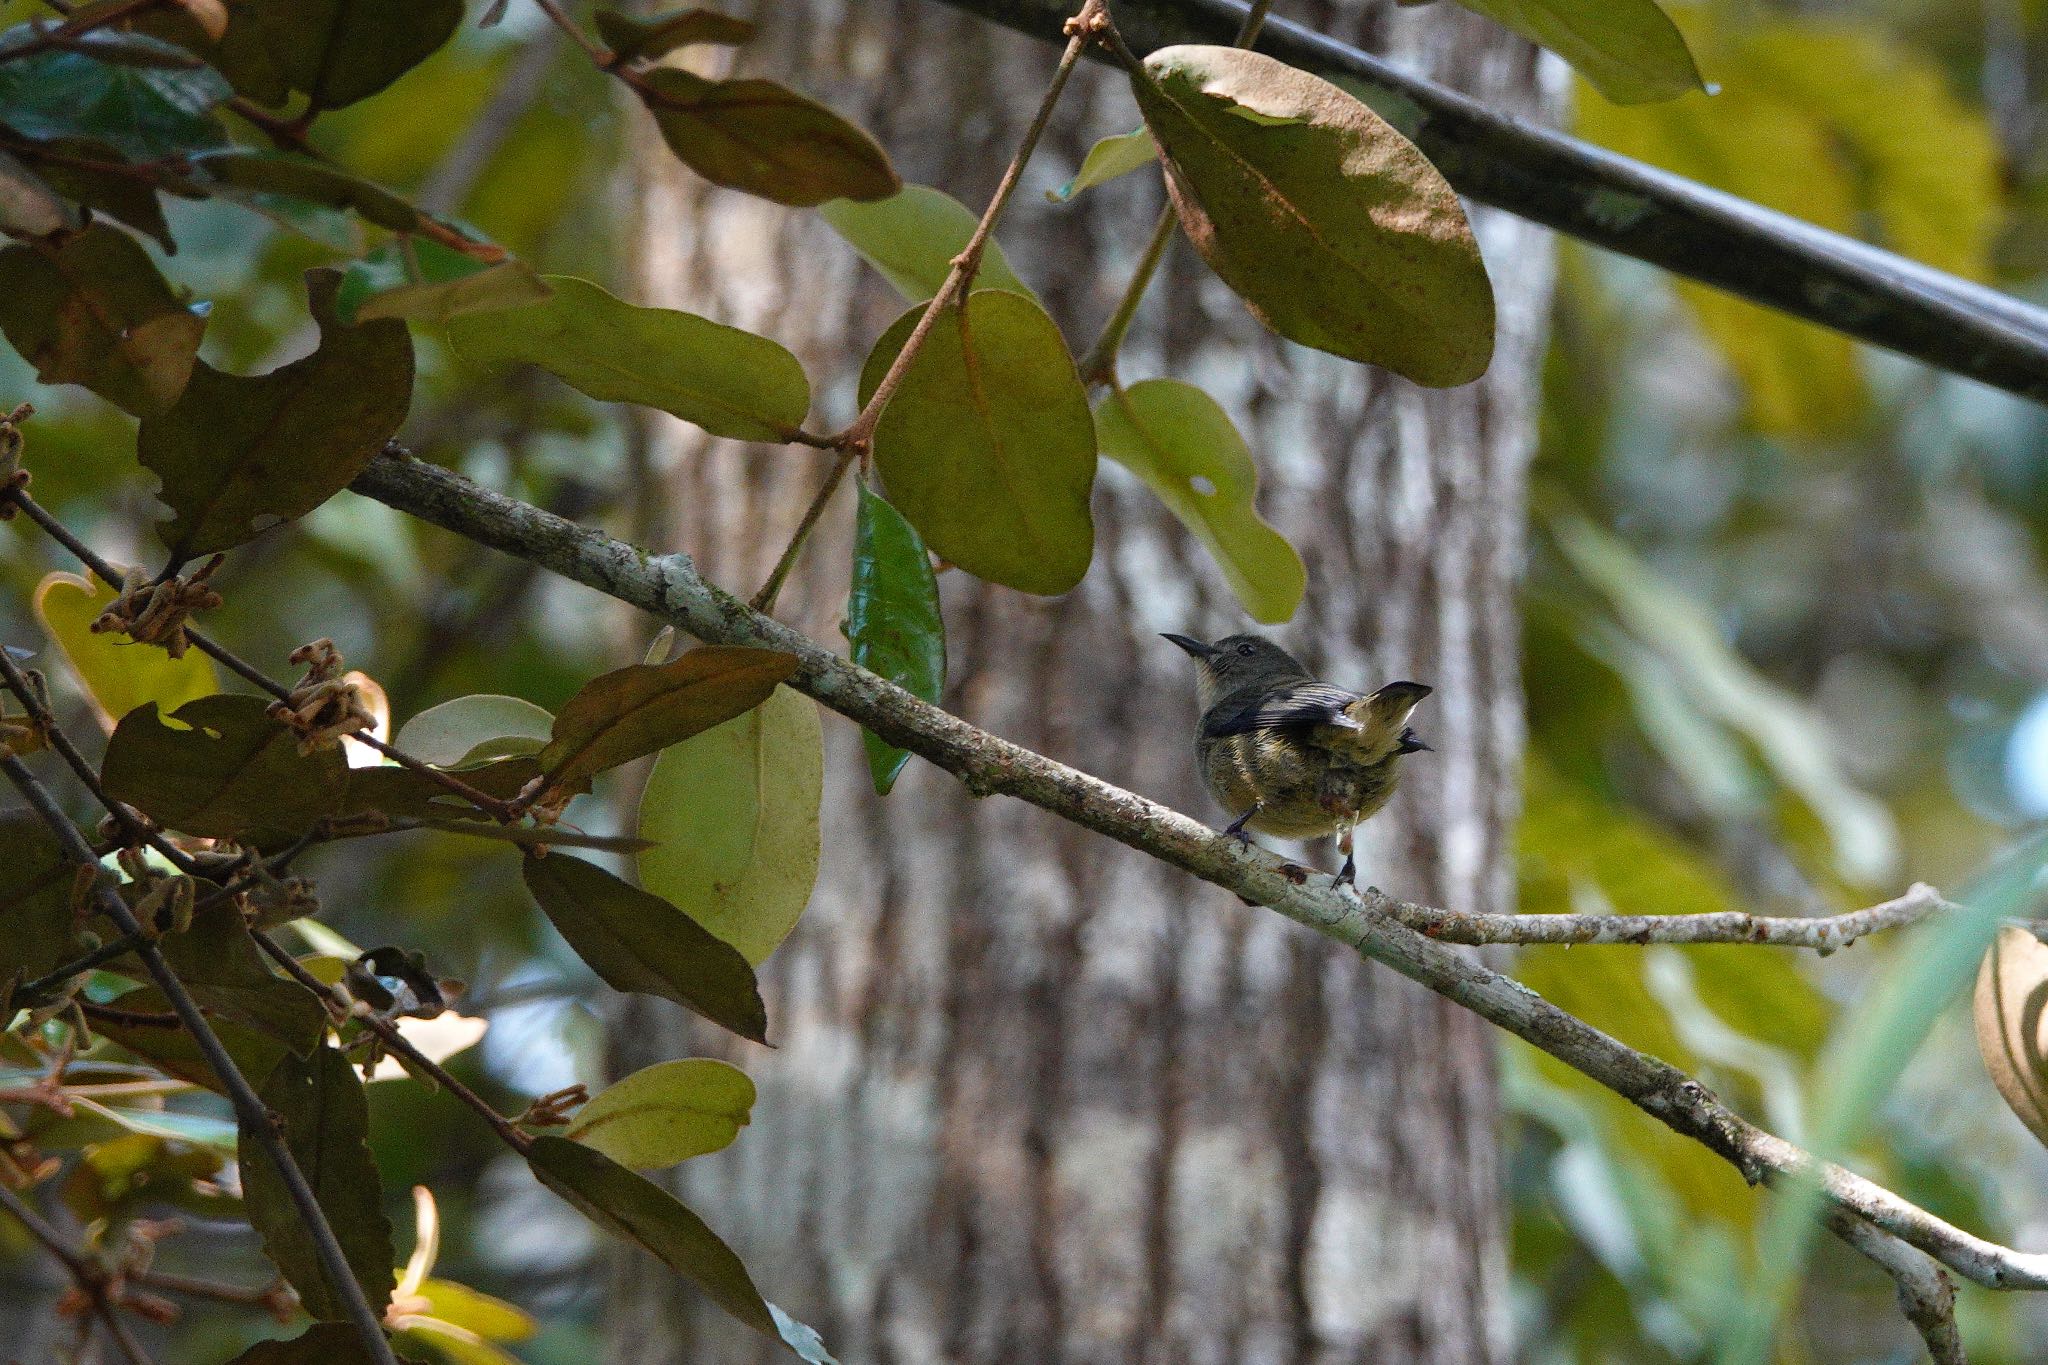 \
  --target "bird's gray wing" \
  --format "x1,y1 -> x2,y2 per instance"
1200,683 -> 1364,739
